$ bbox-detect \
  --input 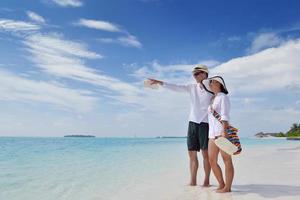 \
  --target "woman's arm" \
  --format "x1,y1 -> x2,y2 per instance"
220,95 -> 231,137
221,121 -> 229,137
